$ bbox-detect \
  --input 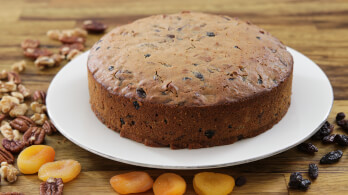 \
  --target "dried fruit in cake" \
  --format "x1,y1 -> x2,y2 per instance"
320,150 -> 343,164
17,145 -> 55,174
153,173 -> 186,195
193,172 -> 235,195
110,171 -> 153,194
308,163 -> 318,179
38,159 -> 81,183
297,143 -> 318,154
